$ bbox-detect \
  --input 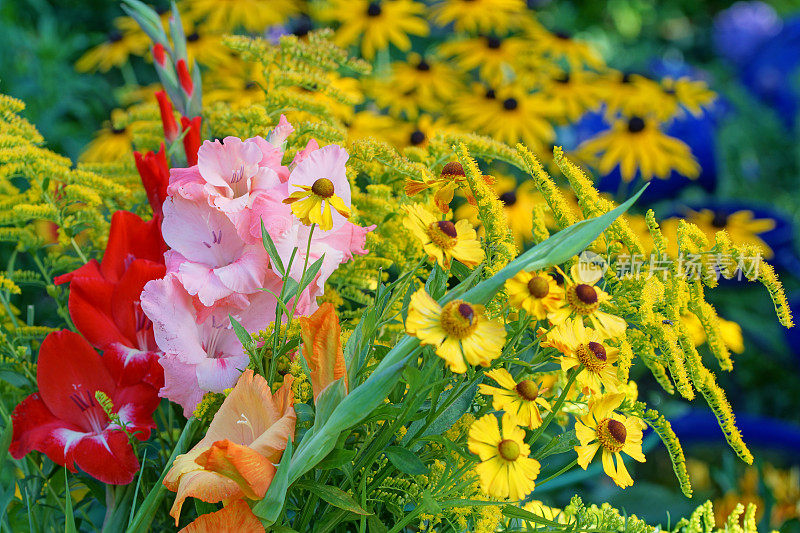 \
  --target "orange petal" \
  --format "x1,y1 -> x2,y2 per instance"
179,499 -> 265,533
195,440 -> 277,500
299,303 -> 347,400
404,179 -> 429,196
